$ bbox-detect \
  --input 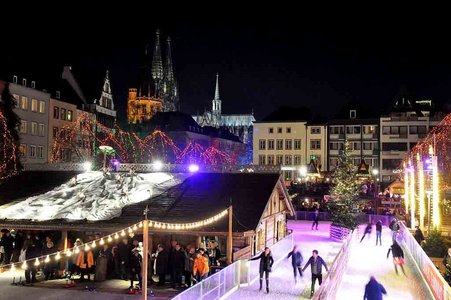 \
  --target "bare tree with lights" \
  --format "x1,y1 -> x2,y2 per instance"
327,140 -> 361,230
